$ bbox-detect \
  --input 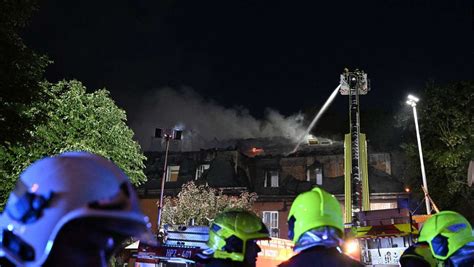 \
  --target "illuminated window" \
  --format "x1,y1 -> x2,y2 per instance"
195,164 -> 210,180
262,211 -> 279,237
264,170 -> 279,187
166,165 -> 180,182
307,167 -> 323,185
